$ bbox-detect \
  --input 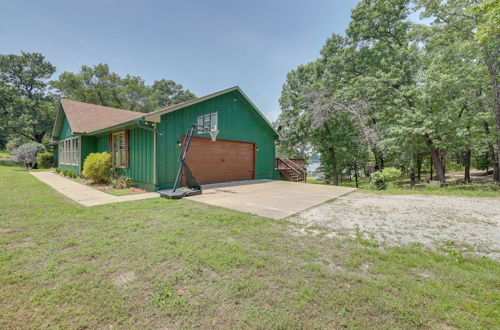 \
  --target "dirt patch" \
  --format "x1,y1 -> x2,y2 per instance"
289,192 -> 500,260
112,271 -> 136,286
